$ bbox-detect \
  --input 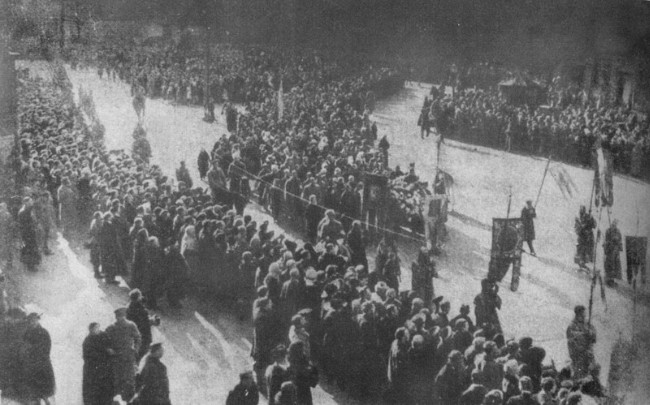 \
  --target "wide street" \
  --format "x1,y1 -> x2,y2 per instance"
3,63 -> 649,404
